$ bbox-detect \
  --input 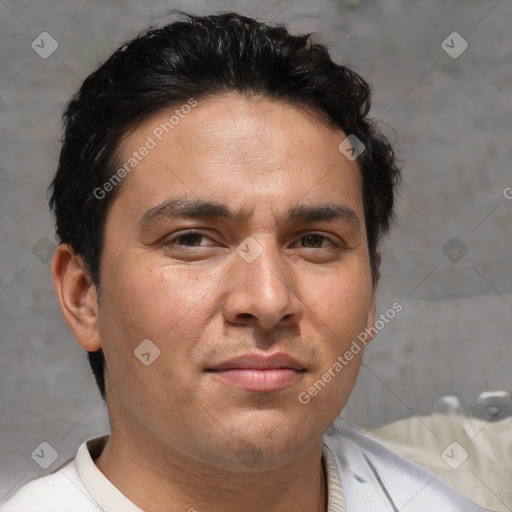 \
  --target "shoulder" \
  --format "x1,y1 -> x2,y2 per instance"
0,460 -> 100,512
324,419 -> 492,512
360,413 -> 511,512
